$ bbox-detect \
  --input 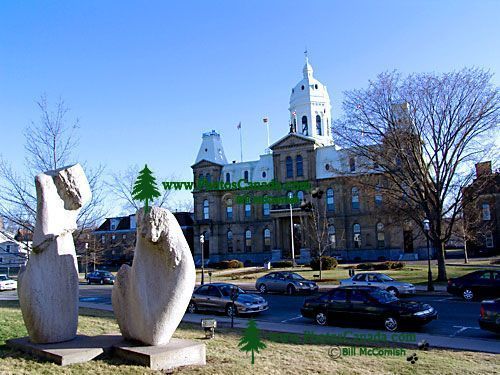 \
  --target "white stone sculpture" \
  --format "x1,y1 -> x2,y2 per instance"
18,164 -> 91,343
112,207 -> 196,346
